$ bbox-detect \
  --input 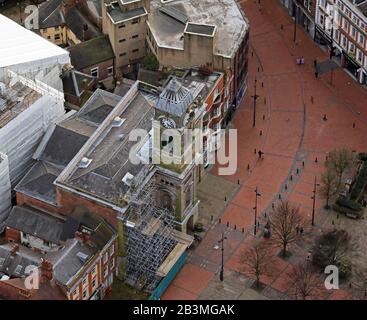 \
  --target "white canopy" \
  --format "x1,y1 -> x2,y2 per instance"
0,14 -> 69,68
